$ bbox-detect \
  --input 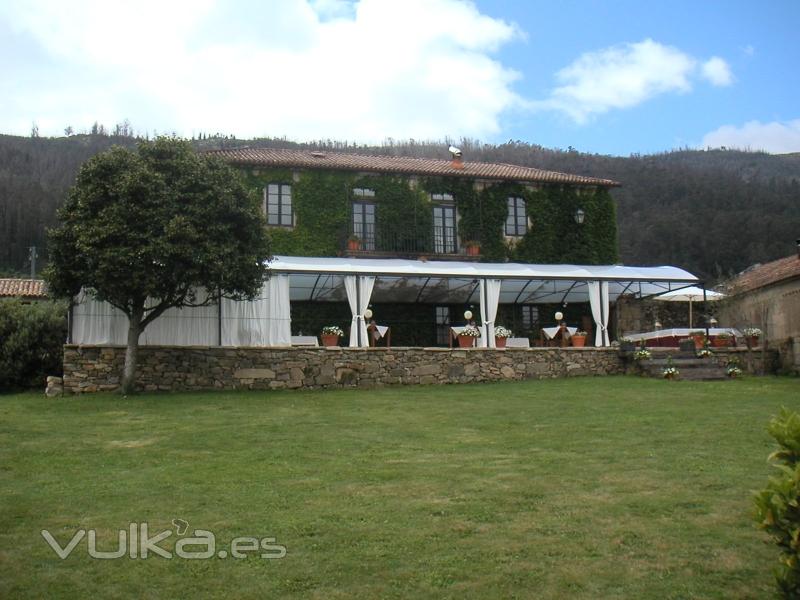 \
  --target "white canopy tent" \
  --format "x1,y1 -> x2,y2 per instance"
70,255 -> 699,348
